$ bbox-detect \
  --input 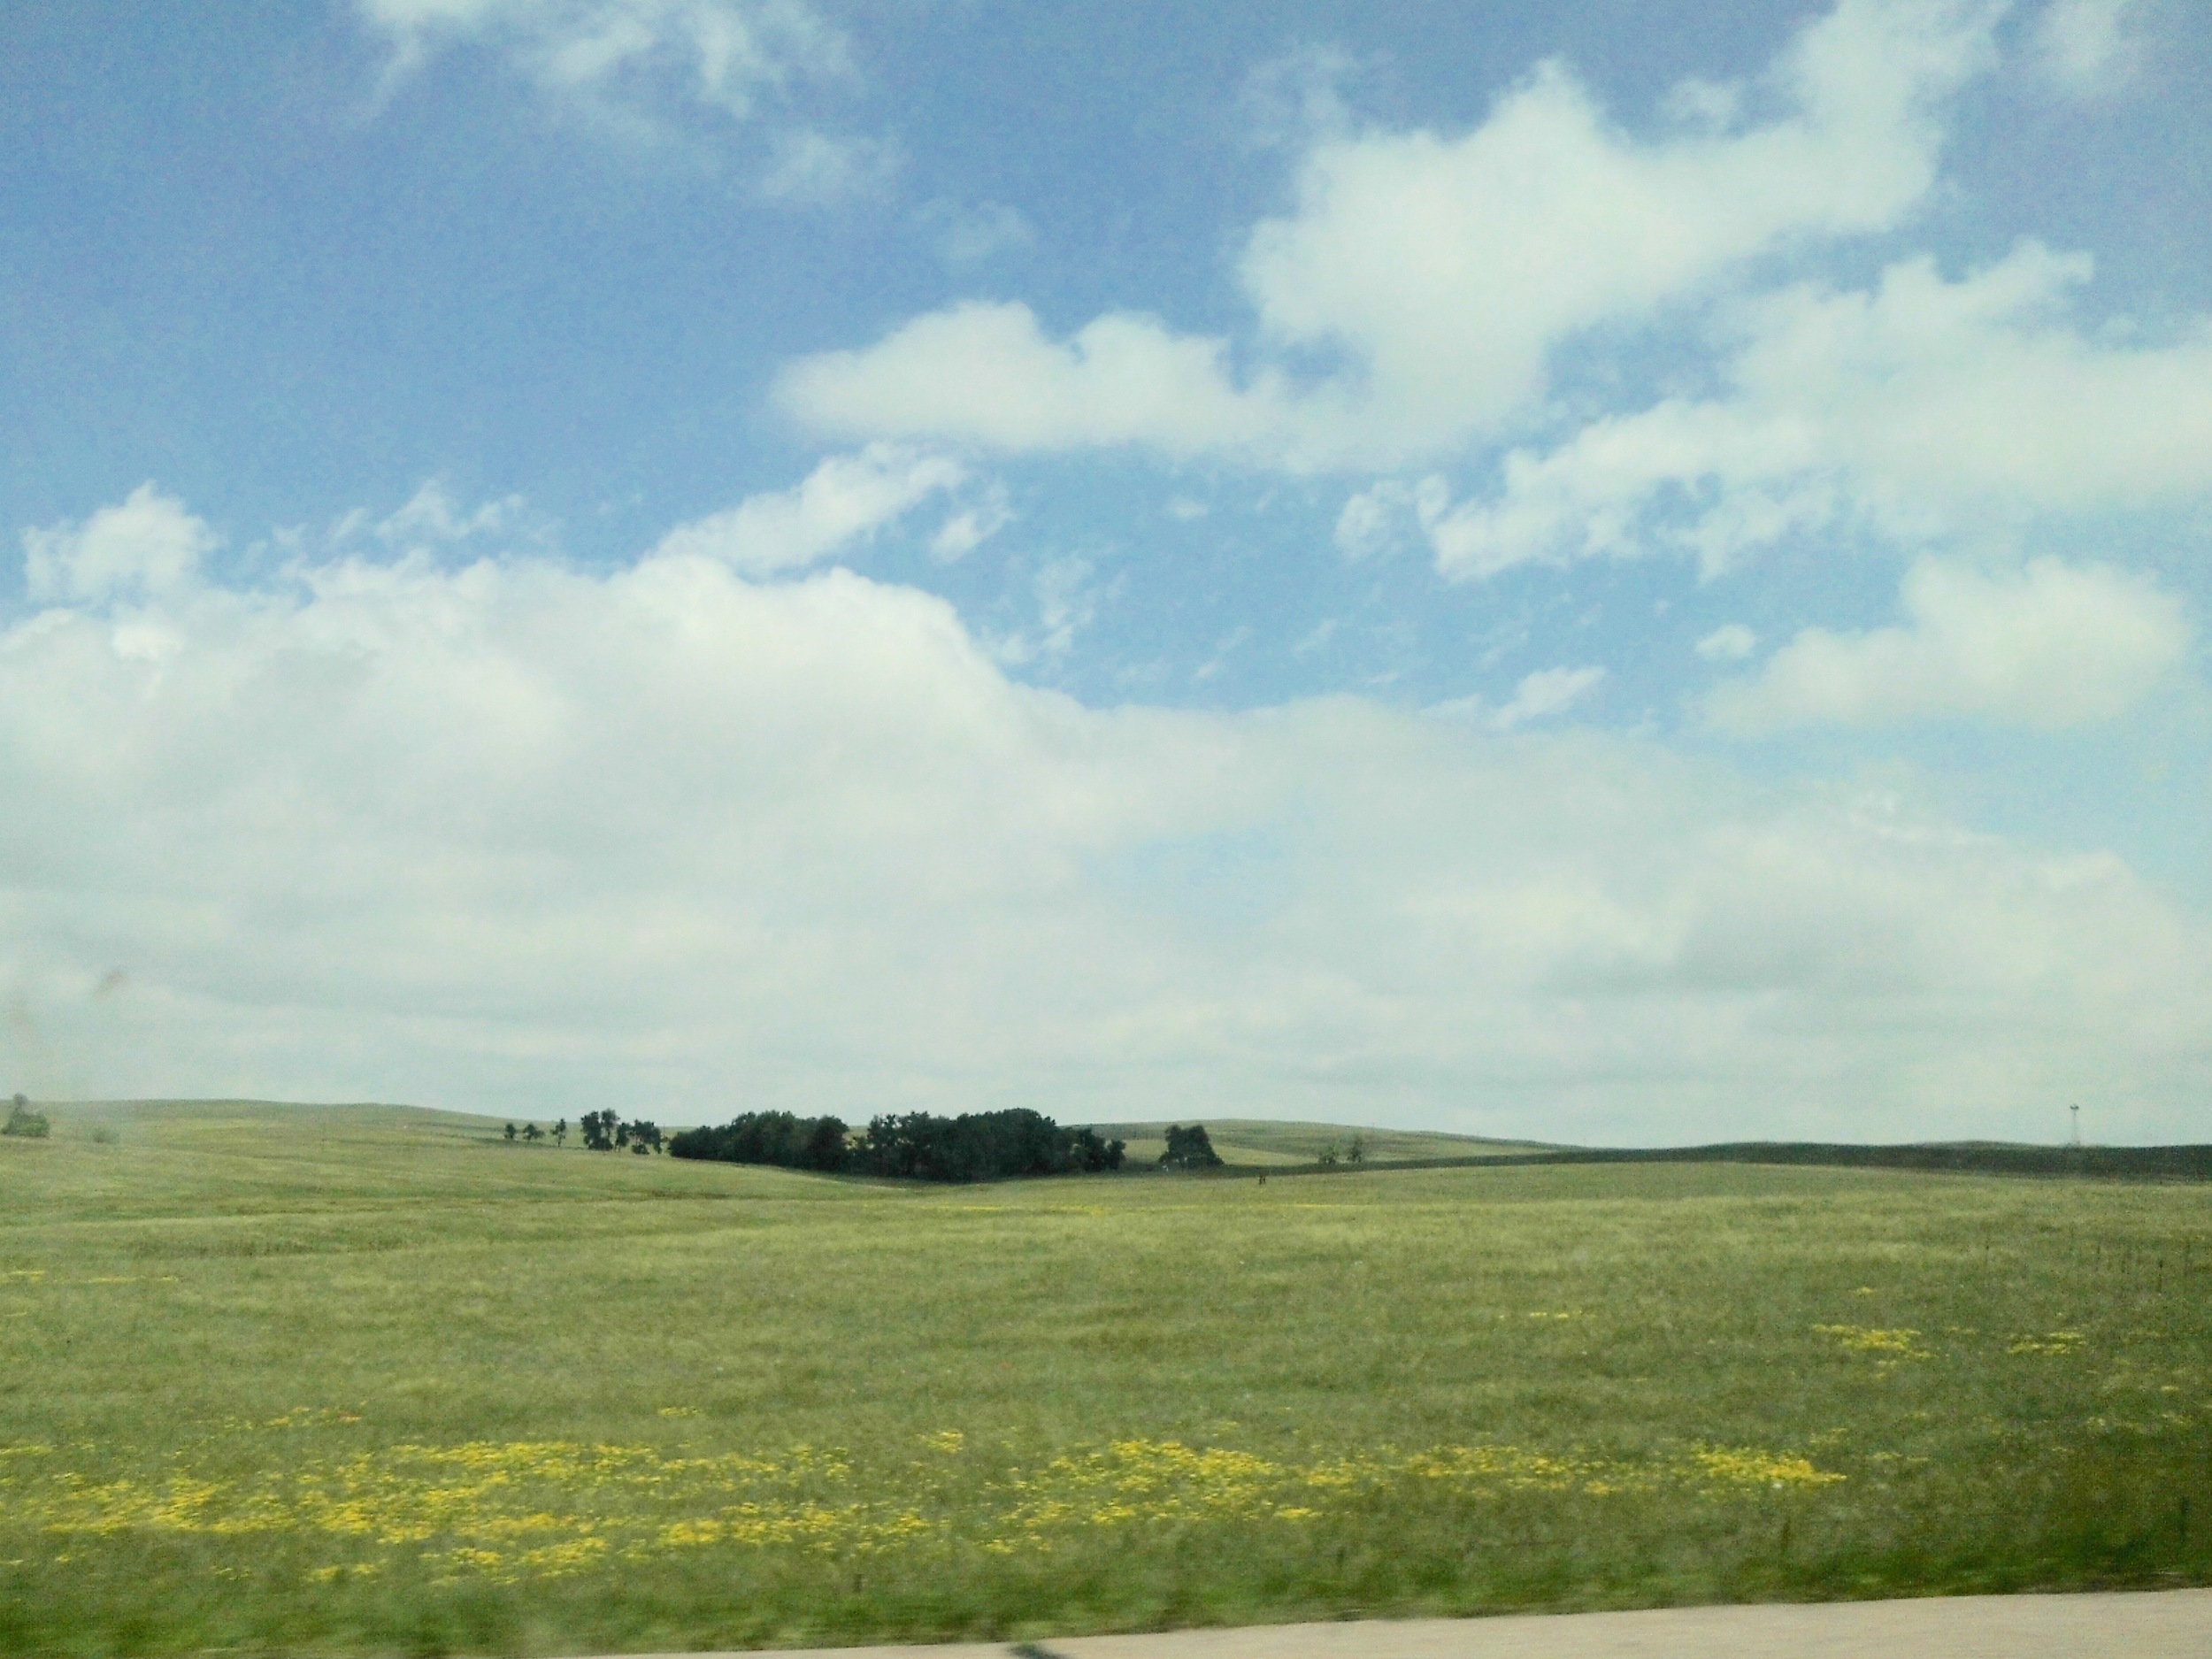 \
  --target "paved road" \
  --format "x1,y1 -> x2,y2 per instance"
618,1589 -> 2212,1659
